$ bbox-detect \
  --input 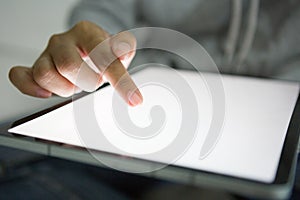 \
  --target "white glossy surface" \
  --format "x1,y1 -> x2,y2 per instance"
9,67 -> 300,183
